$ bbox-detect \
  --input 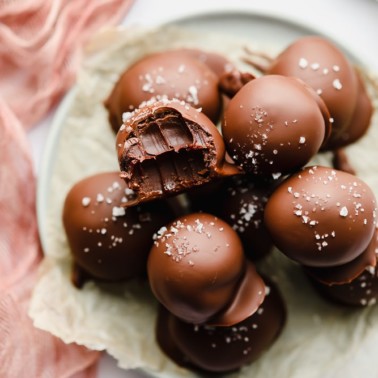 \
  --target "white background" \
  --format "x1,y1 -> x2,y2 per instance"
26,0 -> 378,376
